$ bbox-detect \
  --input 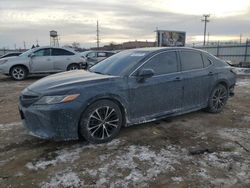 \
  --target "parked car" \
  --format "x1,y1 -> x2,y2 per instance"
0,46 -> 84,80
19,47 -> 236,143
81,50 -> 116,68
0,52 -> 22,59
